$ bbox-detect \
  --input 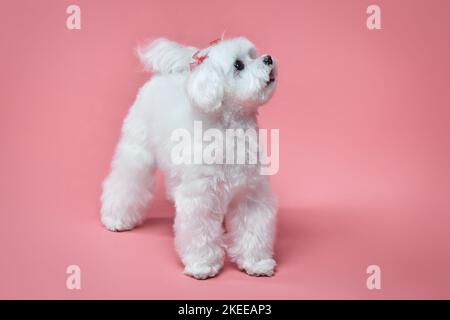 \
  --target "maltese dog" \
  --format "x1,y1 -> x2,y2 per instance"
101,37 -> 278,279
